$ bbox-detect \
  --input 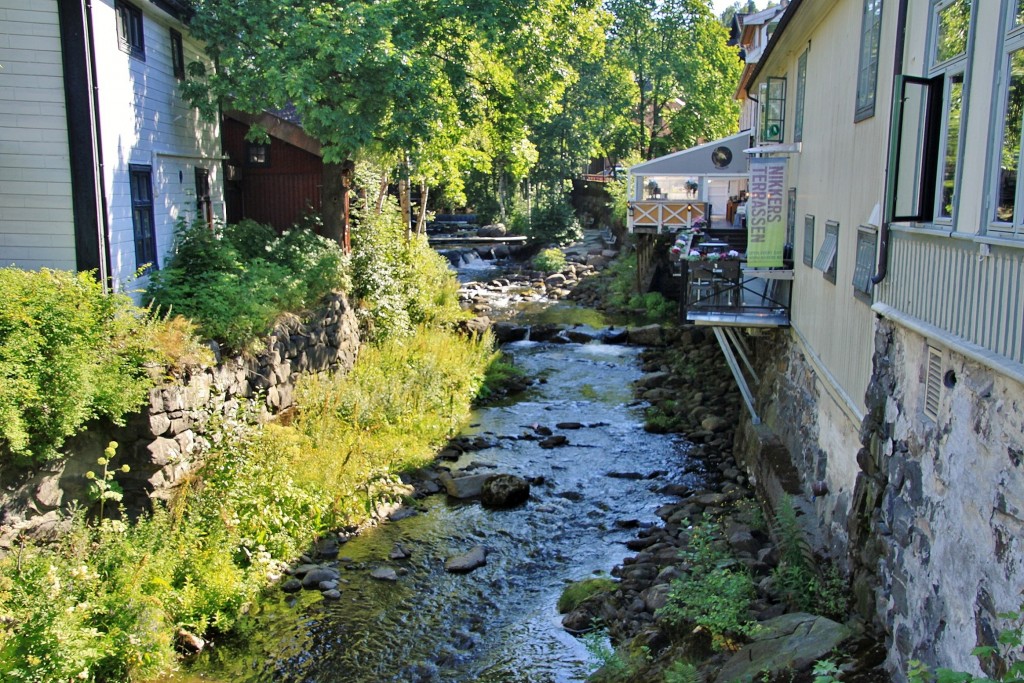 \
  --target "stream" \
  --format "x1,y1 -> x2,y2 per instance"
184,337 -> 700,683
